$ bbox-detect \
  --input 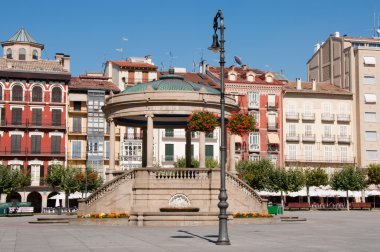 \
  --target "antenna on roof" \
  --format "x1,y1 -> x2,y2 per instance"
373,12 -> 380,37
234,56 -> 242,65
